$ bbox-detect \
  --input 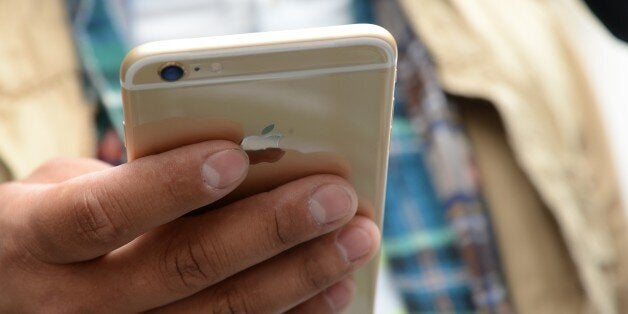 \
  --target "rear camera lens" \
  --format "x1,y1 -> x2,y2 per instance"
160,64 -> 184,82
